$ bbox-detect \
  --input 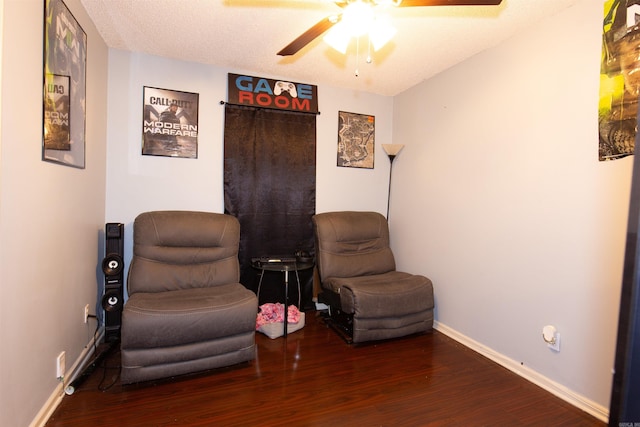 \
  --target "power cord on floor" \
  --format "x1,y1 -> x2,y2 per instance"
67,316 -> 122,393
97,354 -> 121,391
89,318 -> 120,392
